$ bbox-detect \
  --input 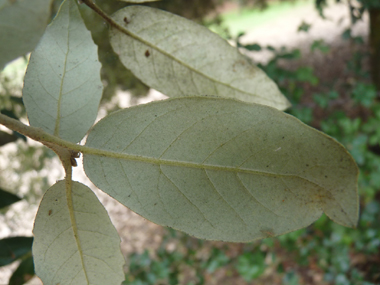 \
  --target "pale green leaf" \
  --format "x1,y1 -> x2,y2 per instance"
33,180 -> 125,285
0,0 -> 53,70
109,6 -> 290,110
23,0 -> 102,143
83,97 -> 358,242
